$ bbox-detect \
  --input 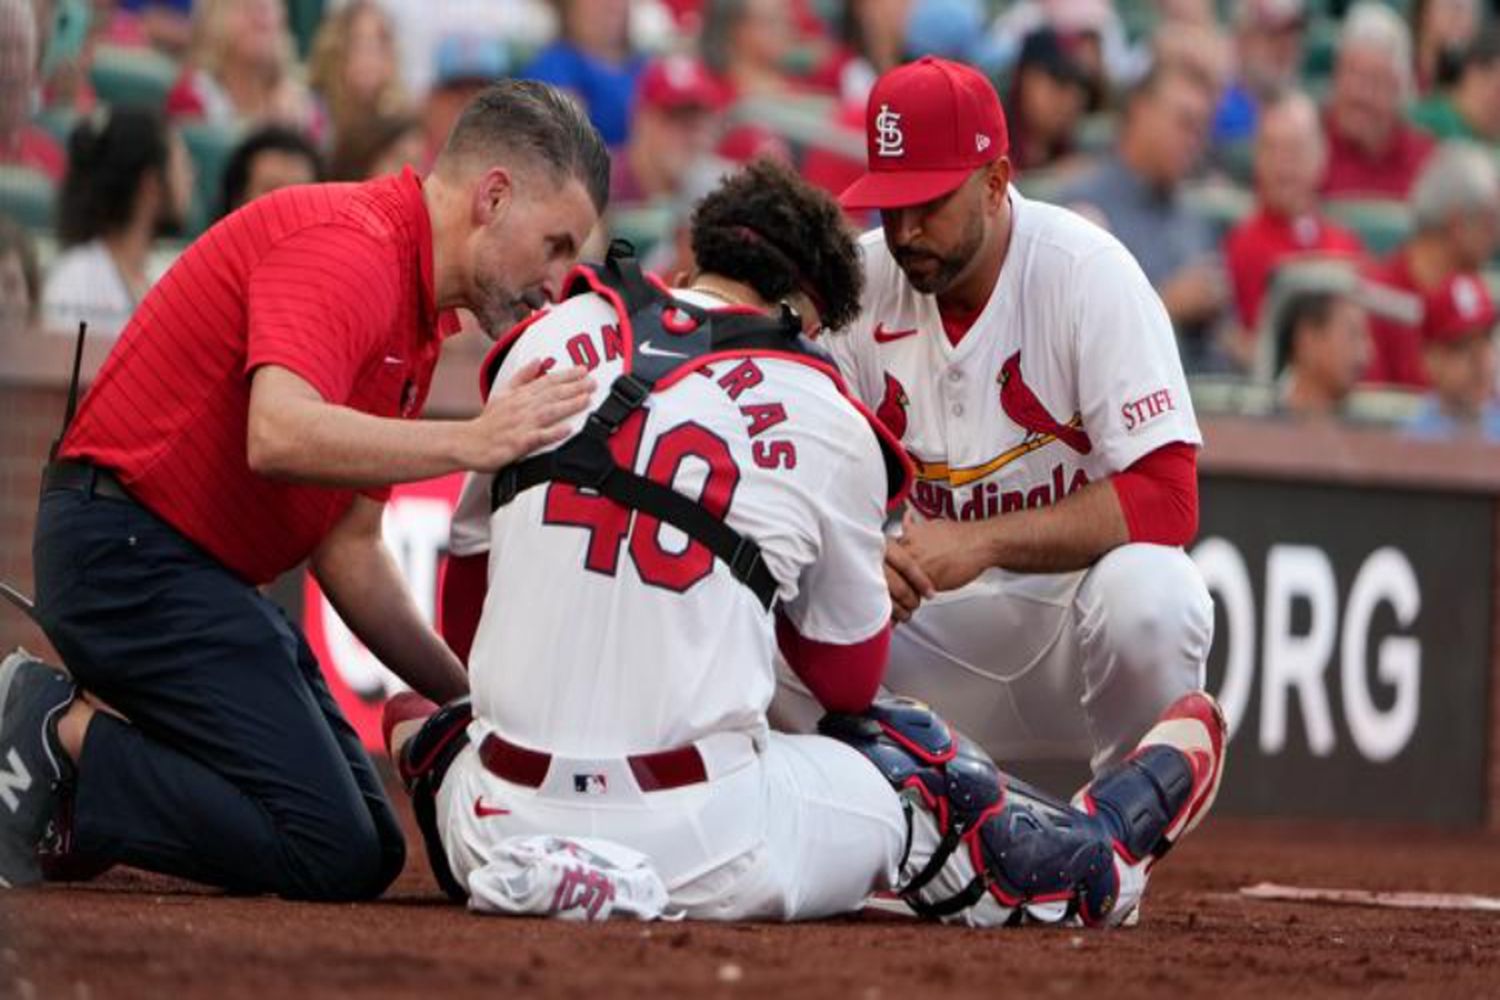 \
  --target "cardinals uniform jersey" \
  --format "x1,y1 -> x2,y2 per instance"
450,289 -> 893,757
828,188 -> 1201,531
